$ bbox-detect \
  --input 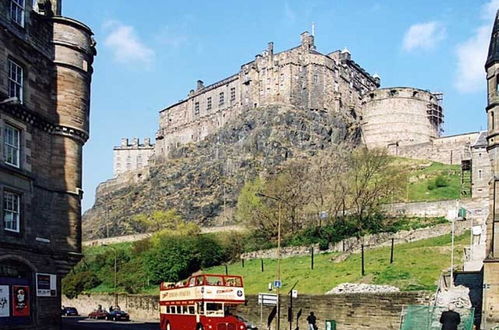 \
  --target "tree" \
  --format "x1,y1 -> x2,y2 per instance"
132,209 -> 183,233
347,147 -> 404,235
